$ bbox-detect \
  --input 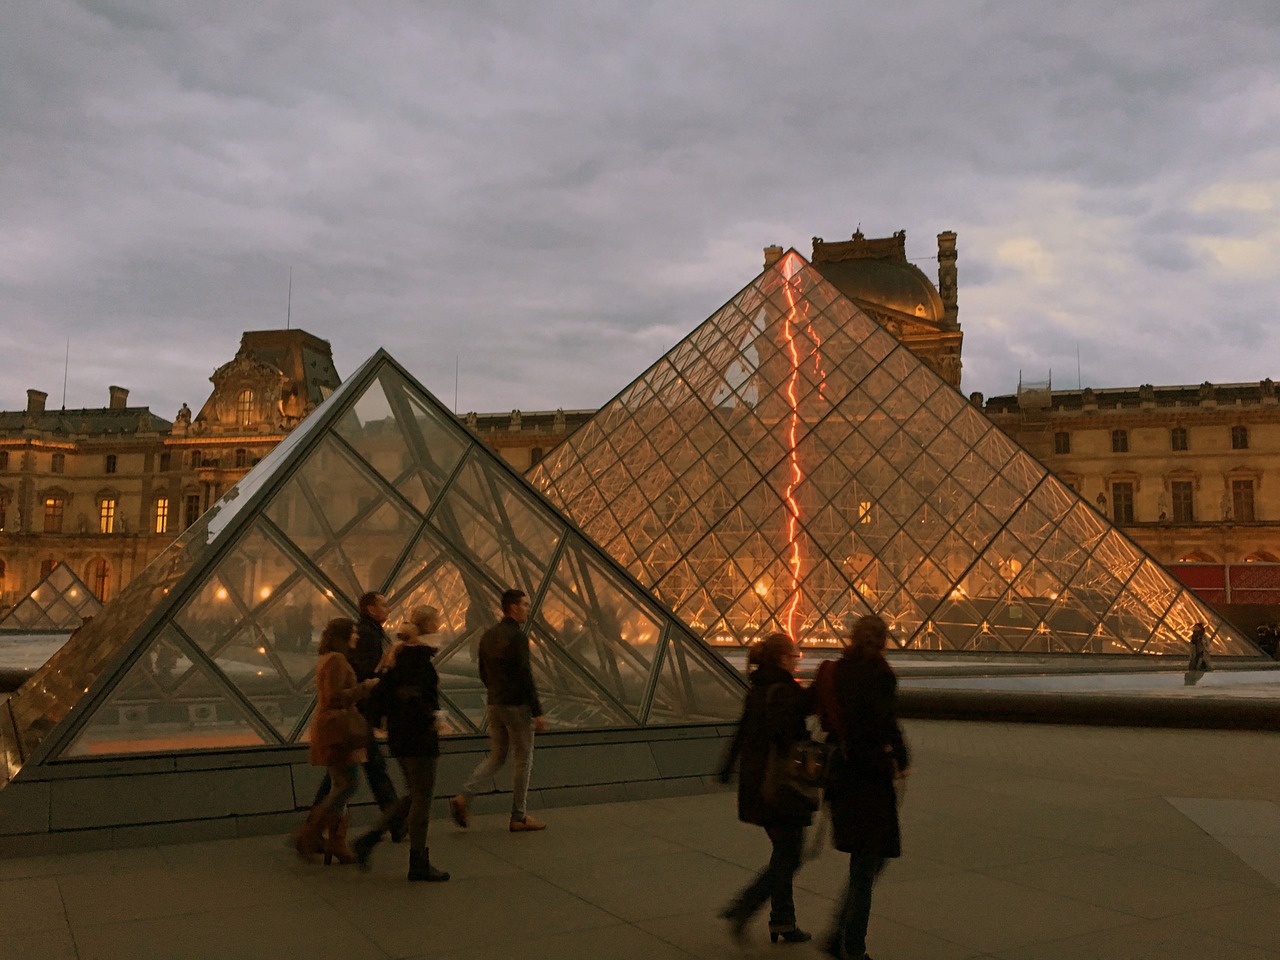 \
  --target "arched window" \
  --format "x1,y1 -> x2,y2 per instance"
87,557 -> 110,602
1244,551 -> 1280,563
236,389 -> 256,425
1178,550 -> 1216,563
